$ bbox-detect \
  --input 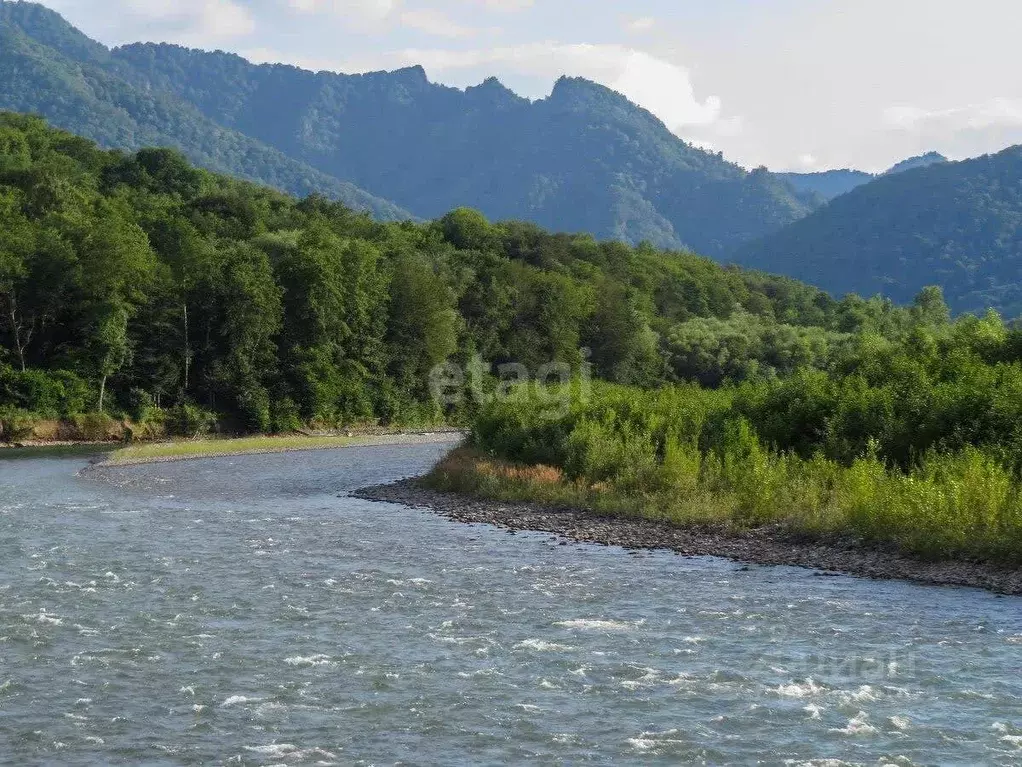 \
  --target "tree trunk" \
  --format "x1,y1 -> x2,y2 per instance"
98,375 -> 106,413
182,302 -> 191,392
5,292 -> 27,372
